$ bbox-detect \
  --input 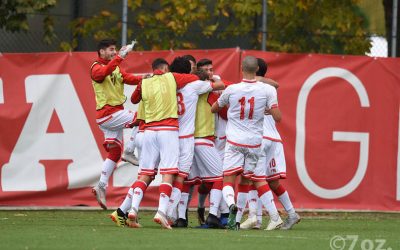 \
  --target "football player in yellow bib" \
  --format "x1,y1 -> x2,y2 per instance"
90,38 -> 141,210
128,58 -> 200,229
